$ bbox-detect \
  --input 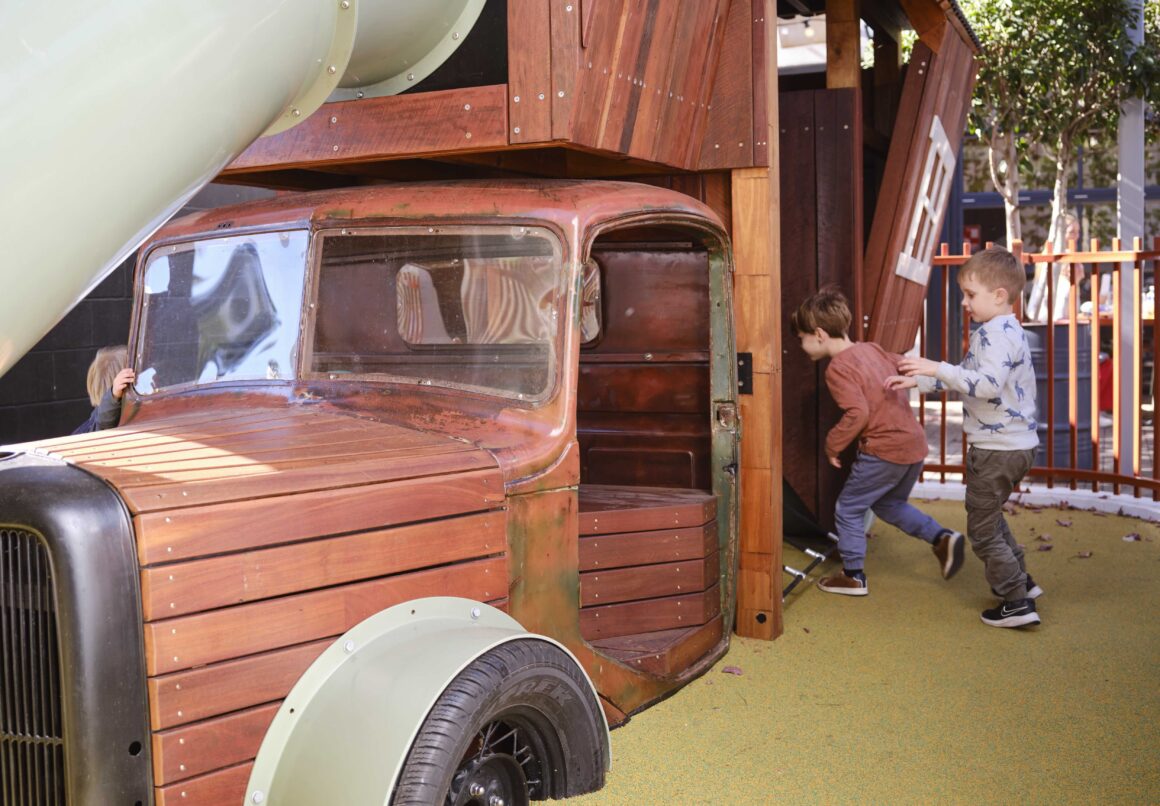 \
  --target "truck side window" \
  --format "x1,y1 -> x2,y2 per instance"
310,227 -> 567,403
